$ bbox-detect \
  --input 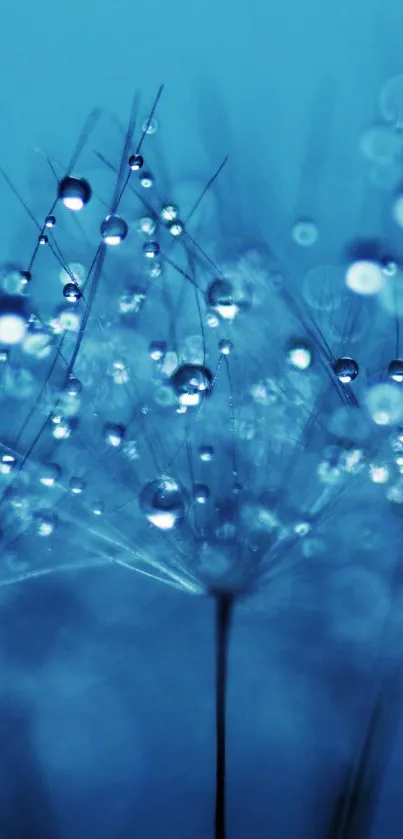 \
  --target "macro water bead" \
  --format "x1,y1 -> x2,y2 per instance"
64,377 -> 82,398
91,501 -> 105,516
171,364 -> 213,407
199,444 -> 214,462
389,360 -> 403,383
218,338 -> 233,355
39,463 -> 62,487
149,340 -> 166,361
128,153 -> 143,171
143,241 -> 159,259
333,357 -> 359,384
0,453 -> 16,474
57,176 -> 91,211
69,476 -> 86,495
63,283 -> 82,303
193,483 -> 210,504
100,215 -> 128,246
206,278 -> 249,320
139,476 -> 187,530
